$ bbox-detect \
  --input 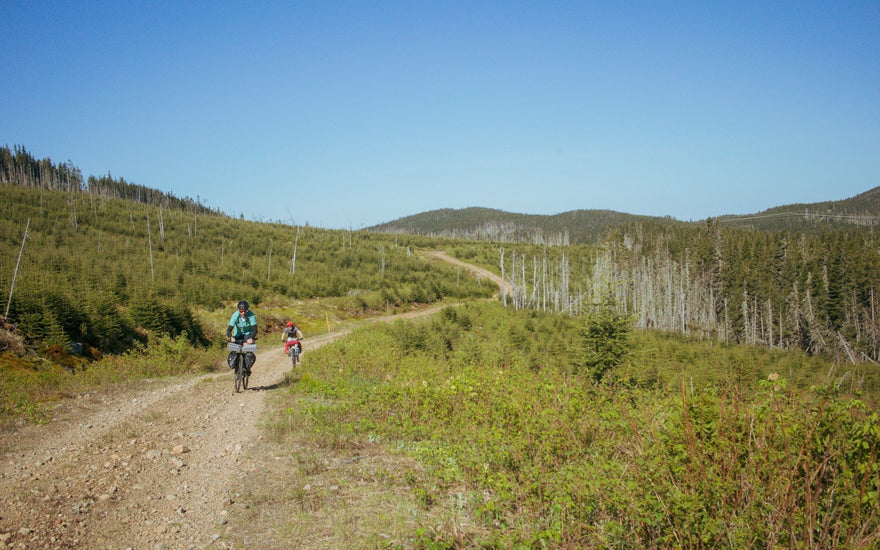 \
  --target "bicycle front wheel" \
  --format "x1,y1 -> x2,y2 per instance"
234,356 -> 243,393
